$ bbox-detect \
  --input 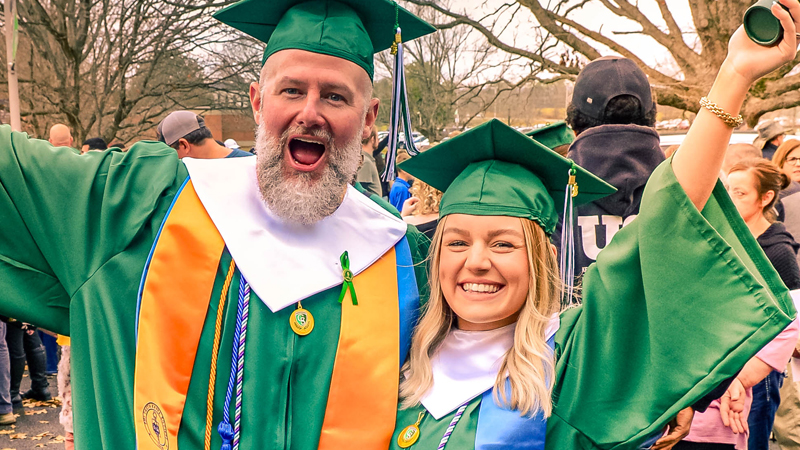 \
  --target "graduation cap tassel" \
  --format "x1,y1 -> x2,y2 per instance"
560,164 -> 579,308
381,22 -> 421,182
382,28 -> 402,182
